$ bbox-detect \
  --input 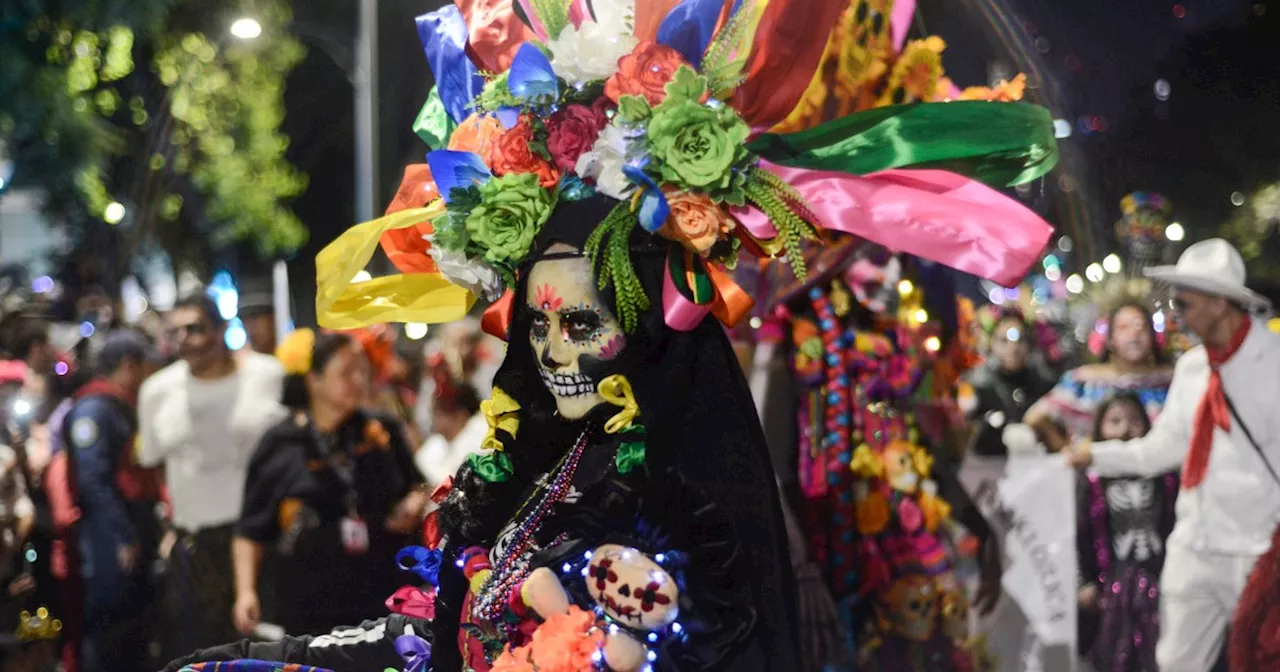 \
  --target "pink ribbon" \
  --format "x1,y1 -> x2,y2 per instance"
386,585 -> 437,620
662,255 -> 709,331
732,161 -> 1053,287
568,0 -> 591,27
891,0 -> 917,52
514,0 -> 549,40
